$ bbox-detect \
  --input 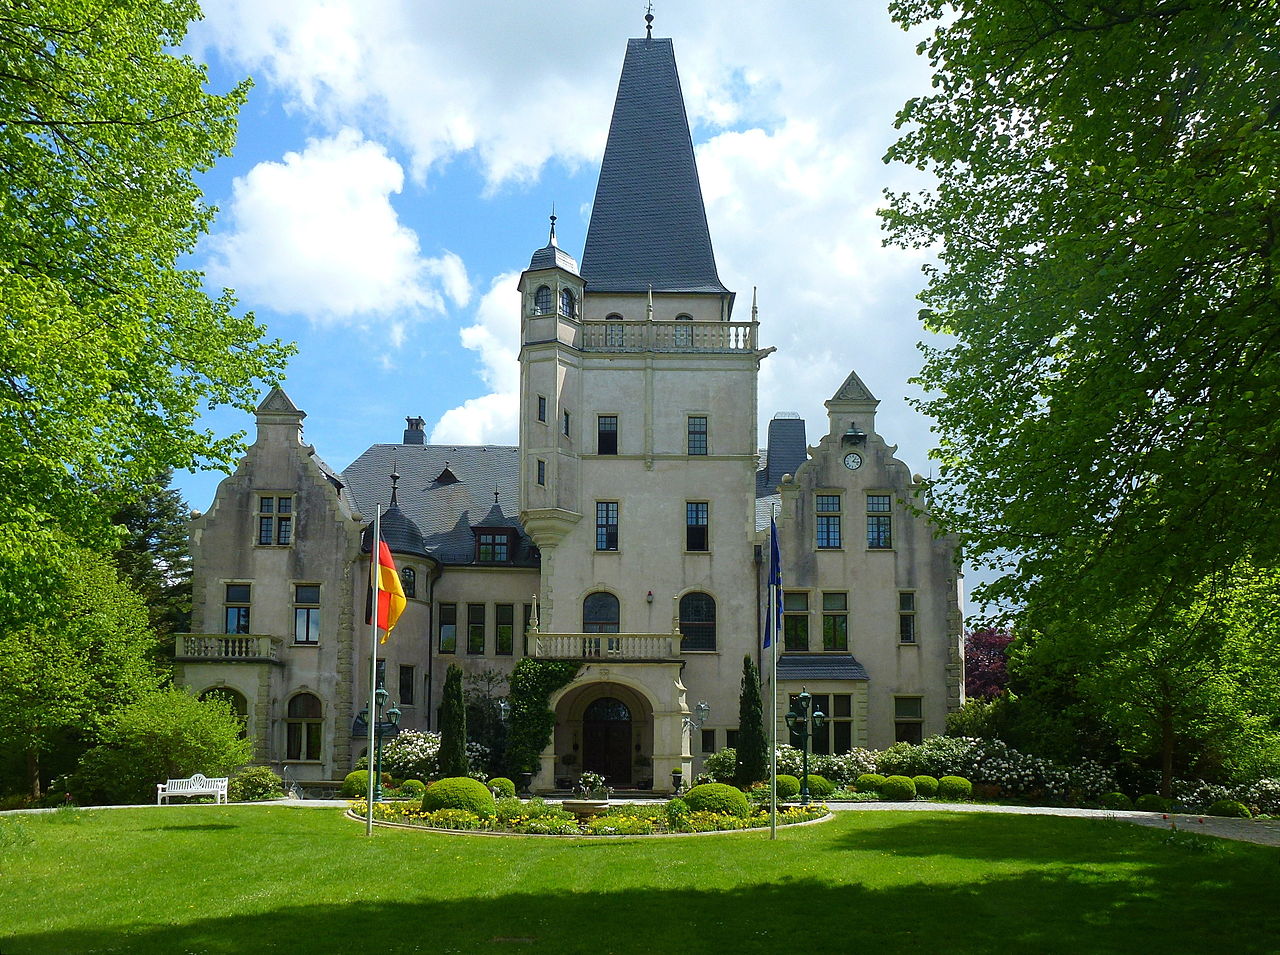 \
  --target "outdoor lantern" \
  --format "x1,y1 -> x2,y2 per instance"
785,687 -> 825,805
497,698 -> 511,723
